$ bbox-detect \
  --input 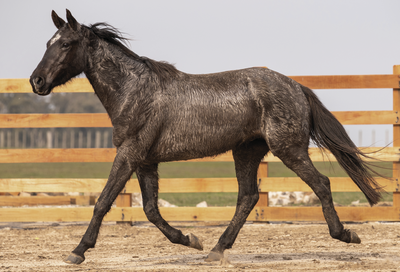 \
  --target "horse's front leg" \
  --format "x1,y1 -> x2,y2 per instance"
136,164 -> 203,251
64,144 -> 137,264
